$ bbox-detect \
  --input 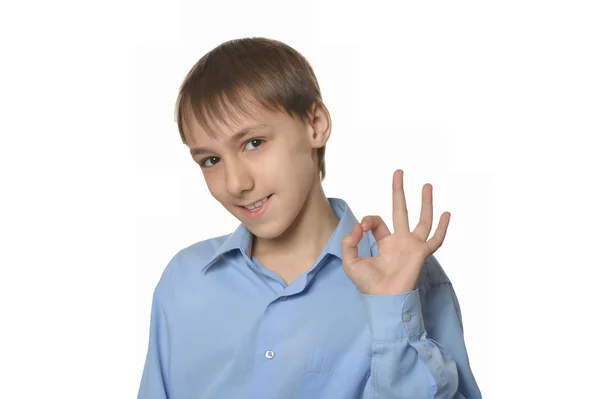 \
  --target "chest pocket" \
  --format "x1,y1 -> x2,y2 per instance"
300,347 -> 372,399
